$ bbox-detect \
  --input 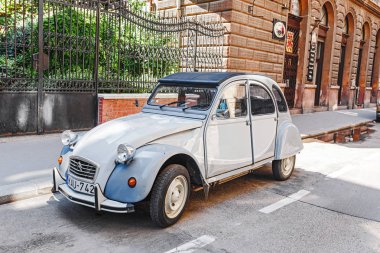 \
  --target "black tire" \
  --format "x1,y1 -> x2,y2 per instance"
272,155 -> 296,181
150,164 -> 190,228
